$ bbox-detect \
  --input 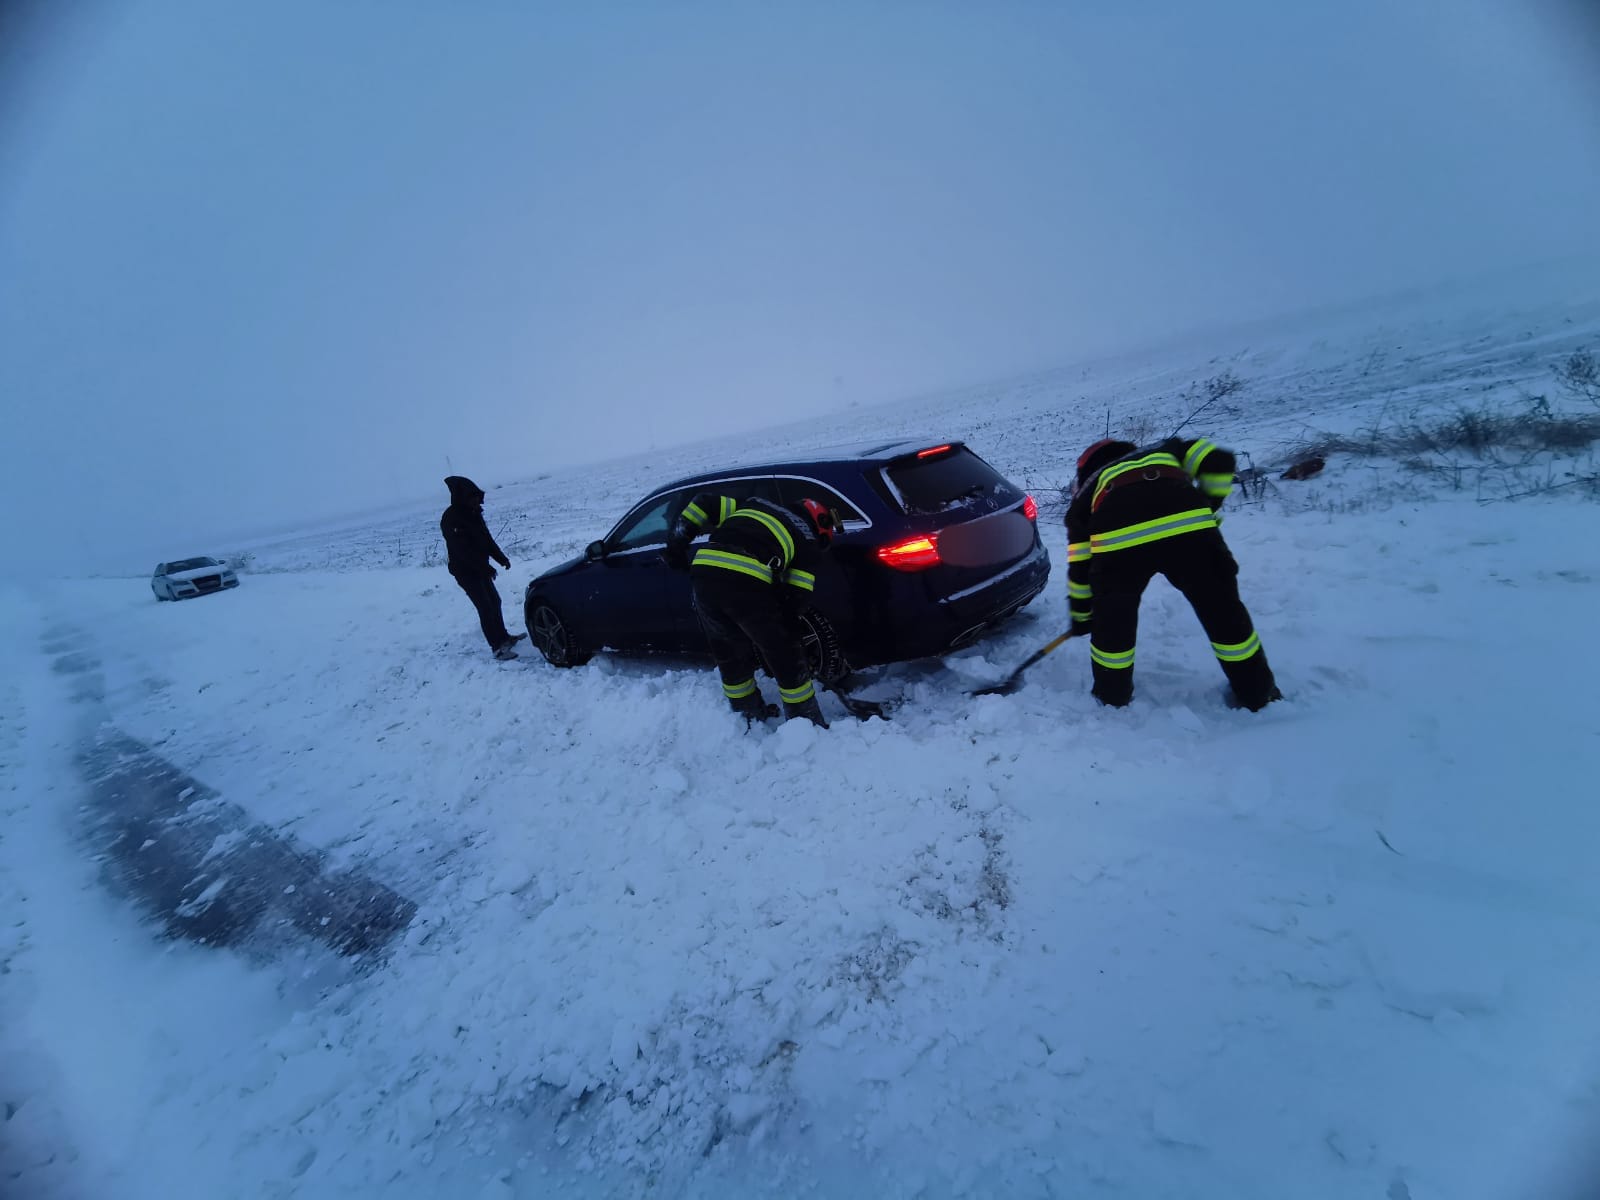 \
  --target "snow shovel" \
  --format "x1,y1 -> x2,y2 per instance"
824,681 -> 891,721
970,627 -> 1089,697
